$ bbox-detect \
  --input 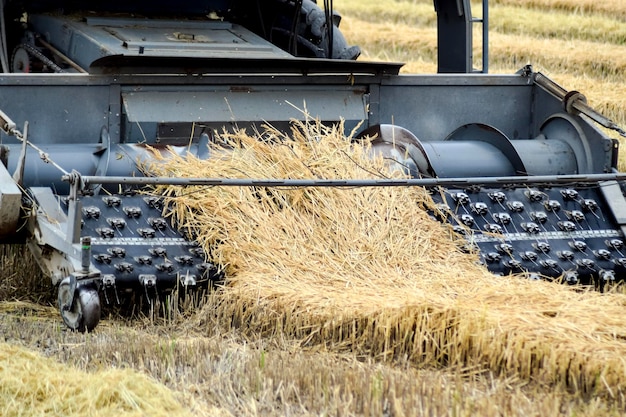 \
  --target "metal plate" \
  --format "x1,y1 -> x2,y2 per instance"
66,194 -> 220,299
430,184 -> 626,284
